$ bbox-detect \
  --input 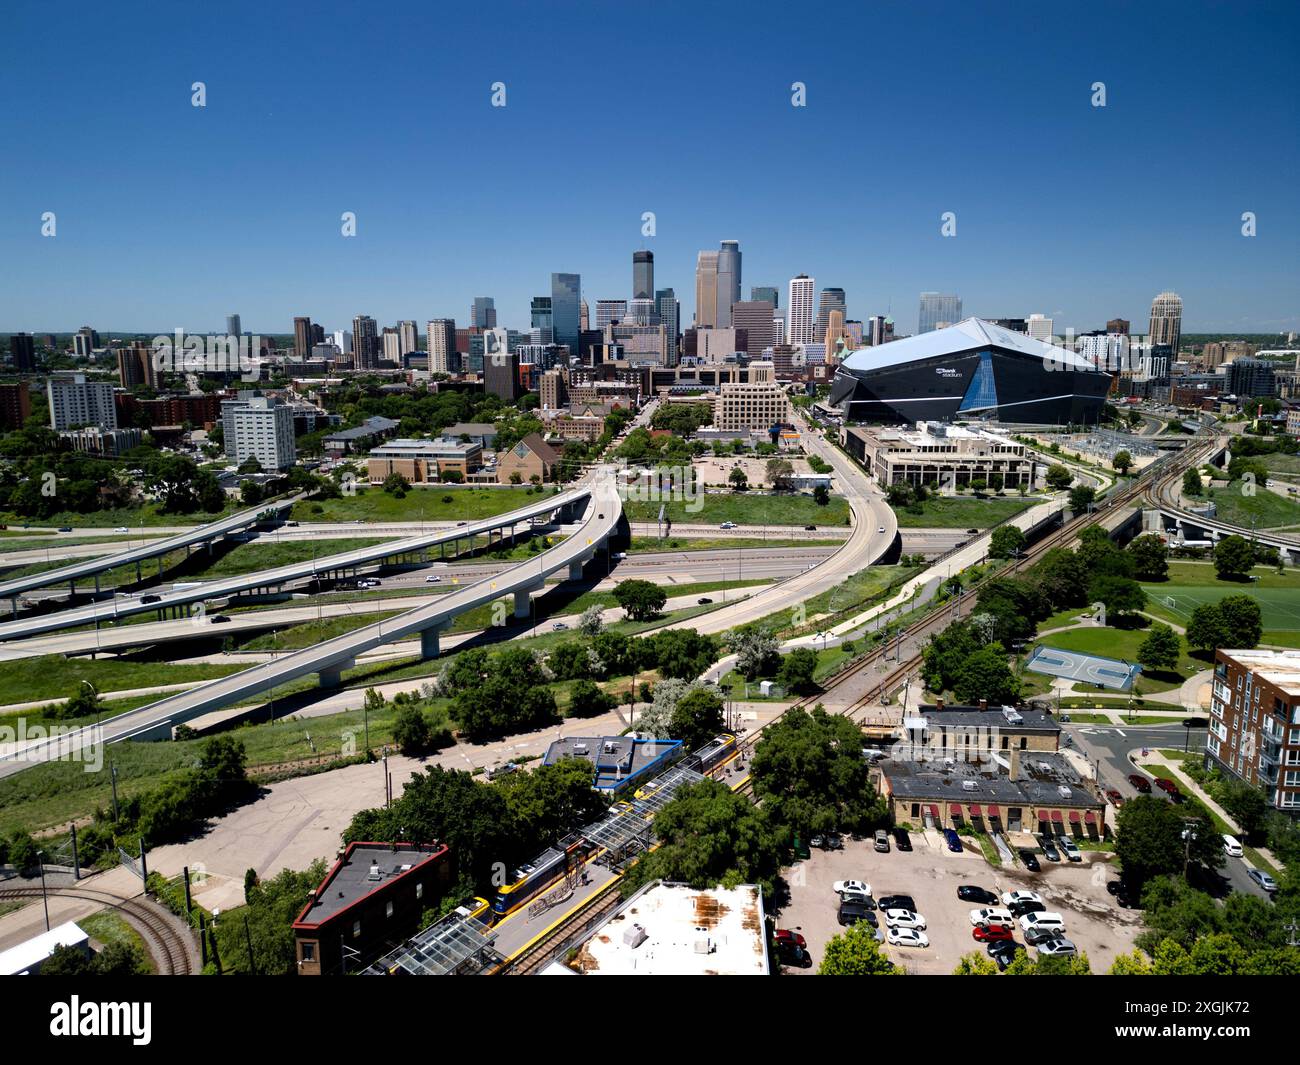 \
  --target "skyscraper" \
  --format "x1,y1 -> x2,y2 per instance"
398,320 -> 419,355
918,292 -> 962,334
733,301 -> 777,361
824,309 -> 847,361
426,319 -> 456,373
788,275 -> 815,344
716,240 -> 742,329
815,288 -> 847,339
1106,318 -> 1131,335
1148,292 -> 1183,354
551,273 -> 581,358
293,316 -> 313,359
529,297 -> 554,345
10,333 -> 35,372
751,286 -> 778,308
655,288 -> 680,365
1026,314 -> 1054,342
226,314 -> 241,337
694,251 -> 719,328
580,299 -> 589,331
352,315 -> 378,369
596,300 -> 628,329
471,297 -> 497,330
633,250 -> 654,300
